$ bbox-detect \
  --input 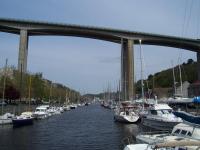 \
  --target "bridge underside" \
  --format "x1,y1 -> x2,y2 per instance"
0,18 -> 200,100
